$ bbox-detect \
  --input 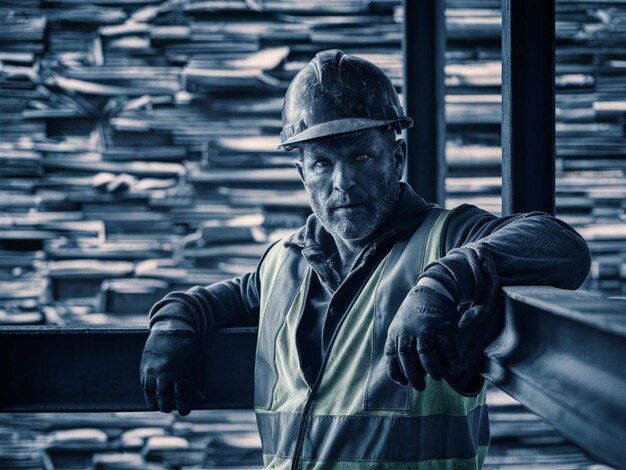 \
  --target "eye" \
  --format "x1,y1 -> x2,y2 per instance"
354,154 -> 370,162
313,158 -> 331,168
